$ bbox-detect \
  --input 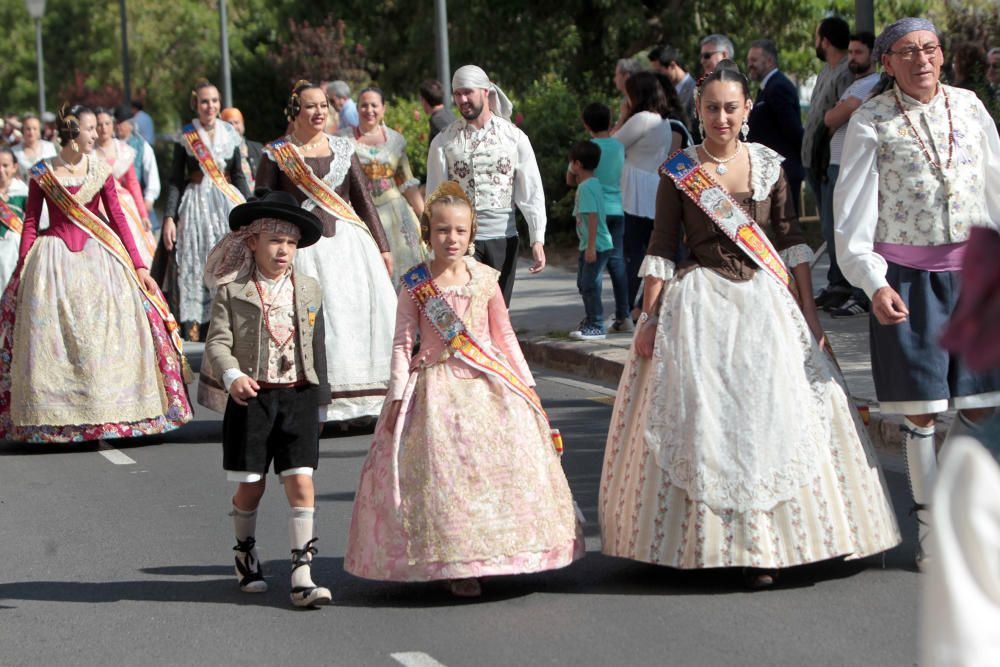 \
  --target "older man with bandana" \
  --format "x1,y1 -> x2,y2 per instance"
835,17 -> 1000,570
426,65 -> 546,305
